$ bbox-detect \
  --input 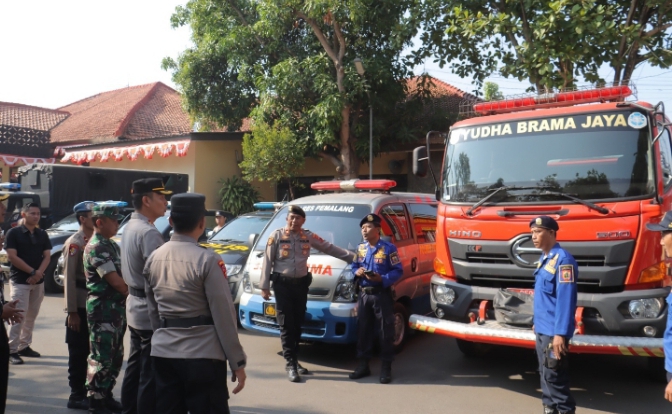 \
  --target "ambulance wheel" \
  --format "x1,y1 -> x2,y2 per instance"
456,339 -> 492,358
44,254 -> 63,294
647,357 -> 667,383
393,302 -> 409,353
